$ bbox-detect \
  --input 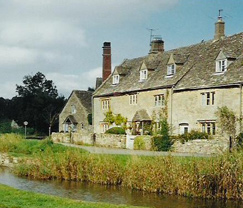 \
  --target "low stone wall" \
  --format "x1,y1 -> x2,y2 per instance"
52,132 -> 93,145
0,153 -> 17,168
52,132 -> 126,148
95,134 -> 126,149
172,138 -> 229,154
